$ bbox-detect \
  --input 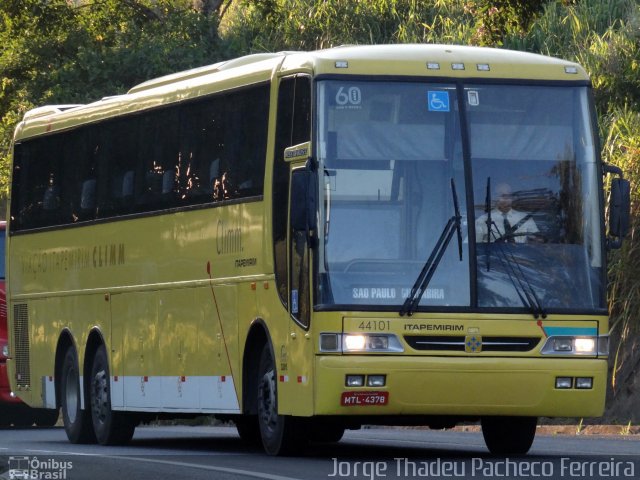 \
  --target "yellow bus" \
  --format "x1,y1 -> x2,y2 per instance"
7,45 -> 630,455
